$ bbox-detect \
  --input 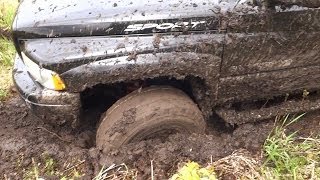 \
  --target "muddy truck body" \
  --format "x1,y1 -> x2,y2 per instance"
12,0 -> 320,150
